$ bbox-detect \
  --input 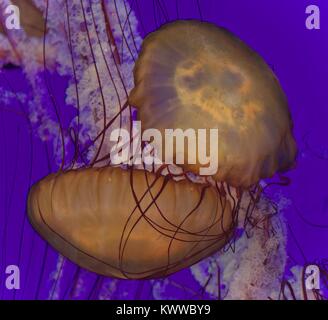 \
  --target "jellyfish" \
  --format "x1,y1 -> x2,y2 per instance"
27,18 -> 297,282
28,166 -> 233,279
129,20 -> 297,188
